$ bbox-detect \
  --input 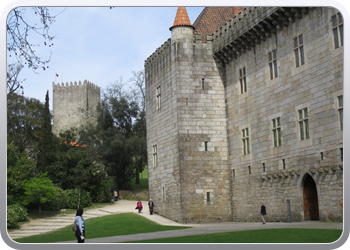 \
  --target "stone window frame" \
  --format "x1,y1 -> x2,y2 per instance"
242,127 -> 250,155
332,90 -> 343,139
332,13 -> 343,49
204,189 -> 214,205
239,67 -> 247,94
152,145 -> 158,168
156,86 -> 161,111
268,49 -> 278,80
272,117 -> 282,147
293,34 -> 305,68
298,107 -> 310,141
337,95 -> 343,131
295,103 -> 313,148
